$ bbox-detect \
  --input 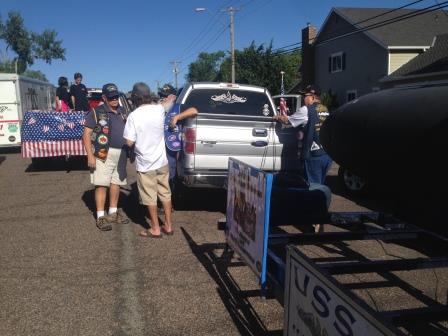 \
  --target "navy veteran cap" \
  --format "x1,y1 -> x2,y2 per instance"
102,83 -> 119,98
158,84 -> 176,98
